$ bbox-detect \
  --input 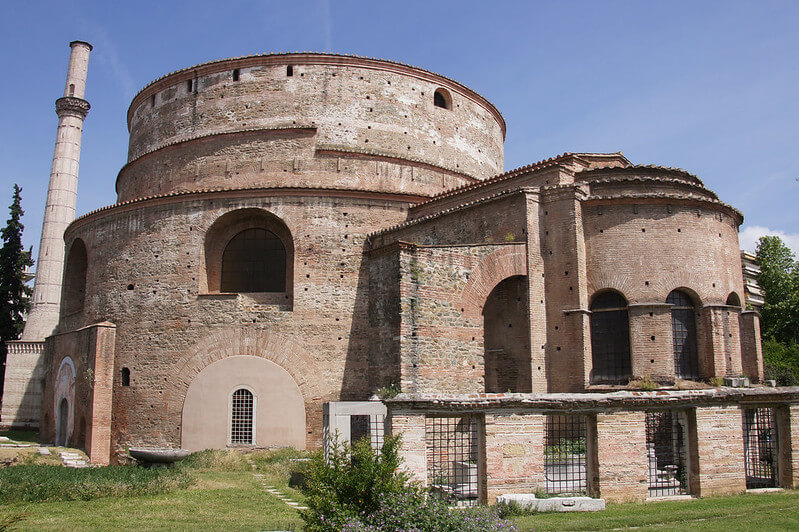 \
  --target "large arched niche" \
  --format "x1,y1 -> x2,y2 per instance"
181,355 -> 306,451
61,239 -> 88,316
201,208 -> 294,298
54,356 -> 76,447
483,275 -> 531,393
